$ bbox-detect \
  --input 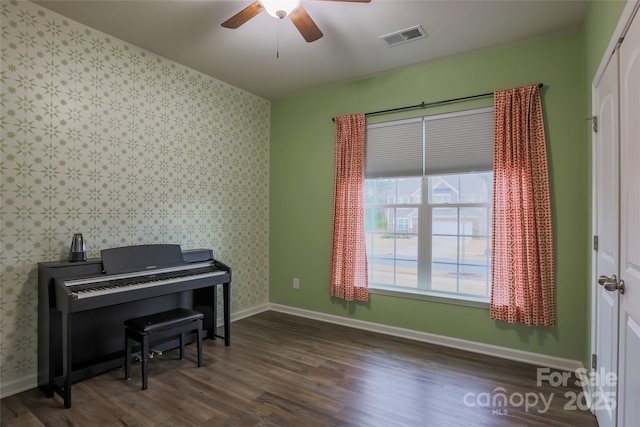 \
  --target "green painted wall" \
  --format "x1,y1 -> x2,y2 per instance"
270,31 -> 588,362
269,0 -> 629,365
